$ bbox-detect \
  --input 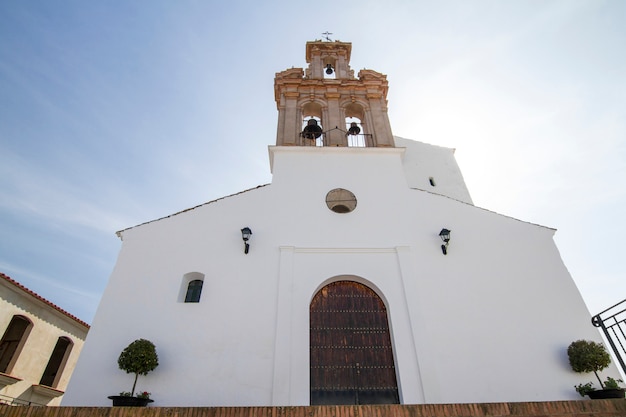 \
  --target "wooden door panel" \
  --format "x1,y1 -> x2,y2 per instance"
310,281 -> 399,405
